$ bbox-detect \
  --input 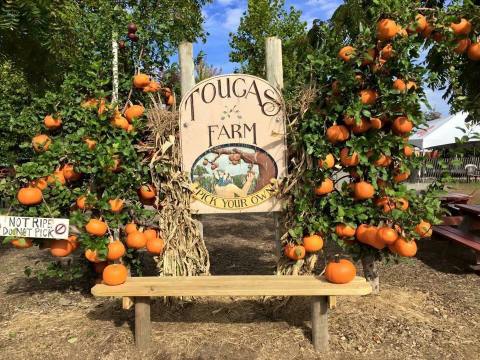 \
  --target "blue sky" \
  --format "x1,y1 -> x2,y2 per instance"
190,0 -> 450,115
